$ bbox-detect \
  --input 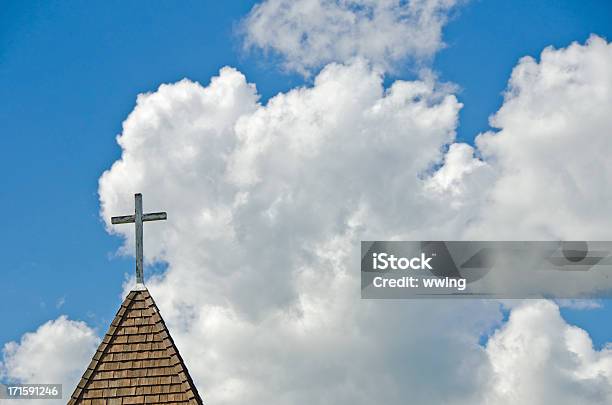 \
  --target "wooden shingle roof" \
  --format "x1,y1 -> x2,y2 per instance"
69,289 -> 203,405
